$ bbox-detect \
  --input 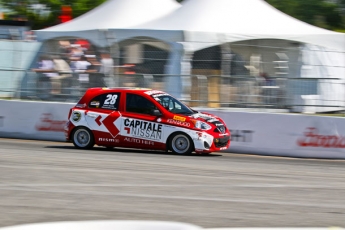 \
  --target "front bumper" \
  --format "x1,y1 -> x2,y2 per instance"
214,135 -> 230,148
193,131 -> 230,154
